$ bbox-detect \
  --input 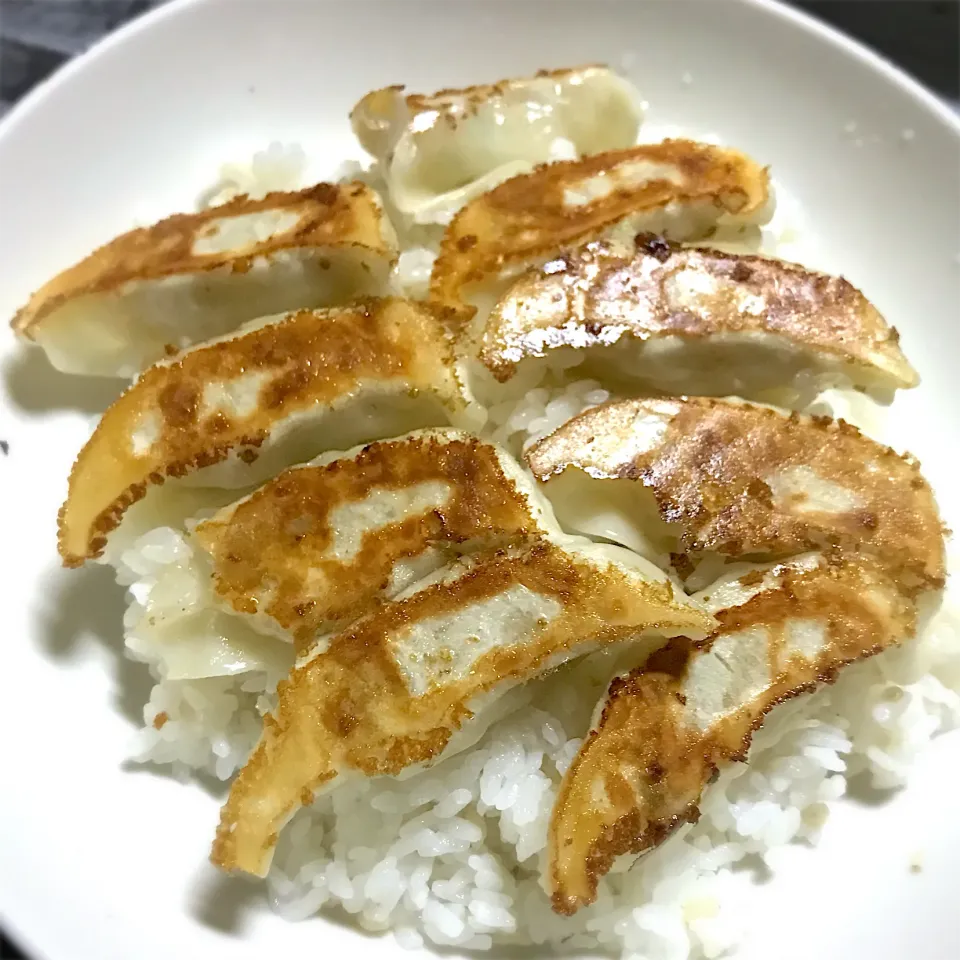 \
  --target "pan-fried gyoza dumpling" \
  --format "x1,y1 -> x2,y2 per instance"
59,299 -> 483,567
537,395 -> 947,912
429,140 -> 772,313
126,429 -> 563,681
210,534 -> 715,877
350,65 -> 643,225
526,397 -> 945,593
11,183 -> 397,377
548,552 -> 921,914
477,235 -> 918,404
